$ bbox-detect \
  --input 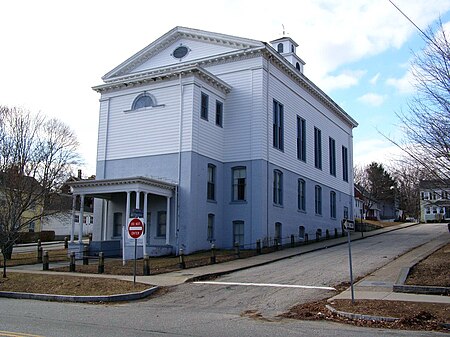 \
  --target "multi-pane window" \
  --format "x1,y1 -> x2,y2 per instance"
215,100 -> 223,127
329,137 -> 336,176
207,214 -> 215,241
273,100 -> 284,151
232,167 -> 246,201
157,211 -> 166,237
273,170 -> 283,205
201,92 -> 209,120
342,146 -> 349,182
315,185 -> 322,215
275,222 -> 282,242
207,164 -> 216,201
233,220 -> 244,247
298,178 -> 306,211
314,127 -> 322,169
330,191 -> 336,218
297,116 -> 306,161
113,212 -> 122,237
